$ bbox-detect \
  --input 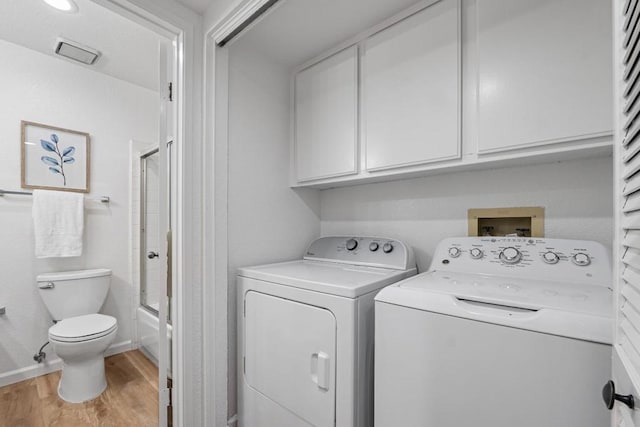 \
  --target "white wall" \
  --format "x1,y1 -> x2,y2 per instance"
321,156 -> 614,273
0,39 -> 158,384
204,0 -> 237,32
226,39 -> 321,417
